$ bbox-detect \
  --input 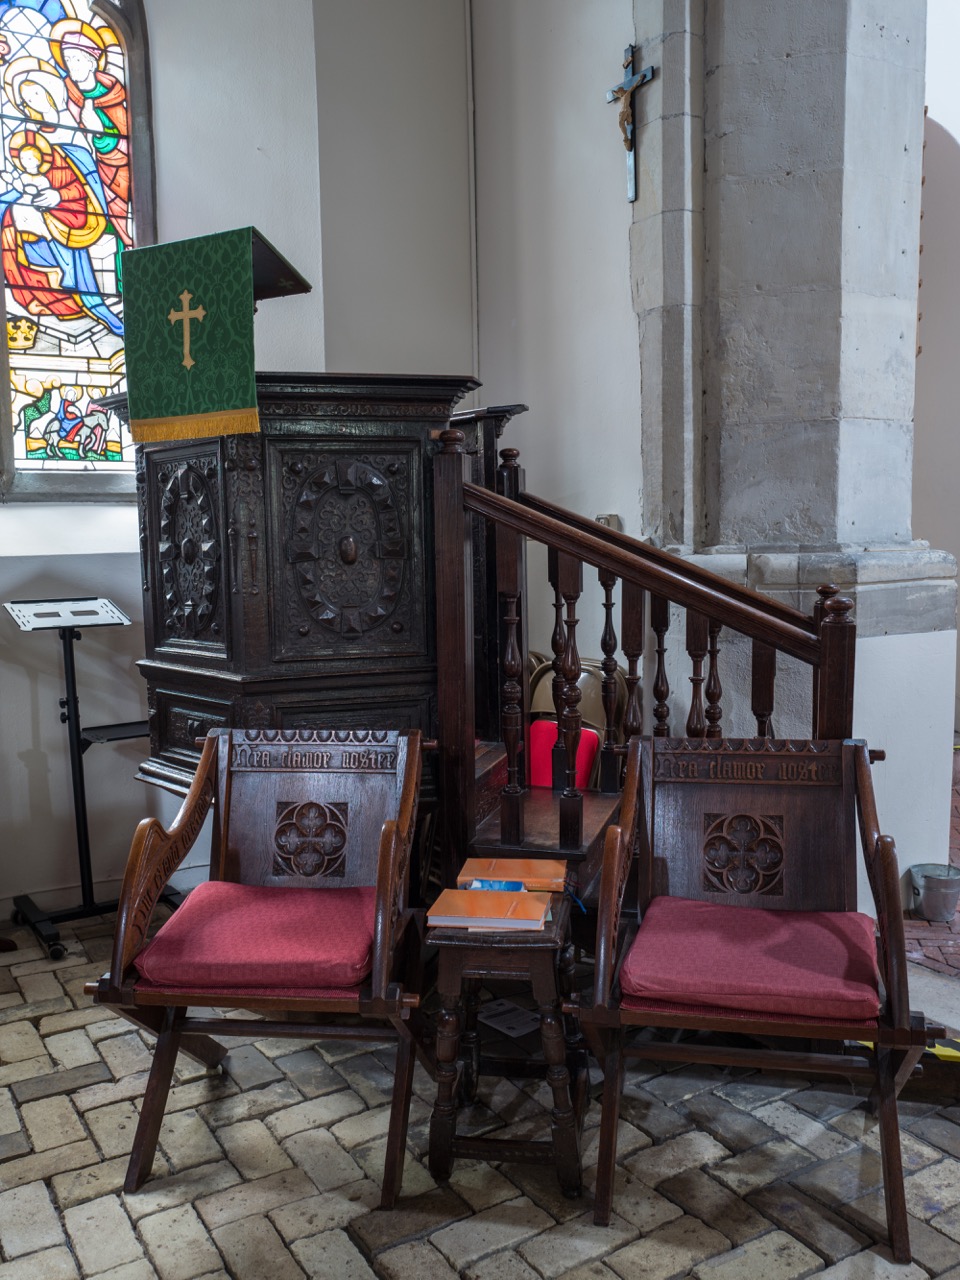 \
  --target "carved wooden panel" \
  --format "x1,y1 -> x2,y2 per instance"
269,440 -> 426,662
274,800 -> 348,878
224,434 -> 264,599
148,445 -> 227,656
703,812 -> 784,895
